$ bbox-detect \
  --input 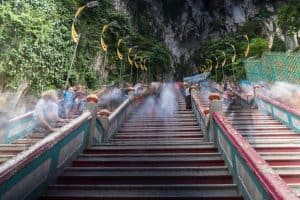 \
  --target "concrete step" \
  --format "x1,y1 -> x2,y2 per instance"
248,138 -> 300,144
117,131 -> 202,135
229,121 -> 282,125
78,152 -> 222,160
73,157 -> 225,167
110,140 -> 206,145
122,122 -> 199,127
42,184 -> 242,199
288,184 -> 300,197
85,145 -> 218,154
62,166 -> 230,176
126,119 -> 197,123
118,127 -> 201,133
114,134 -> 203,139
